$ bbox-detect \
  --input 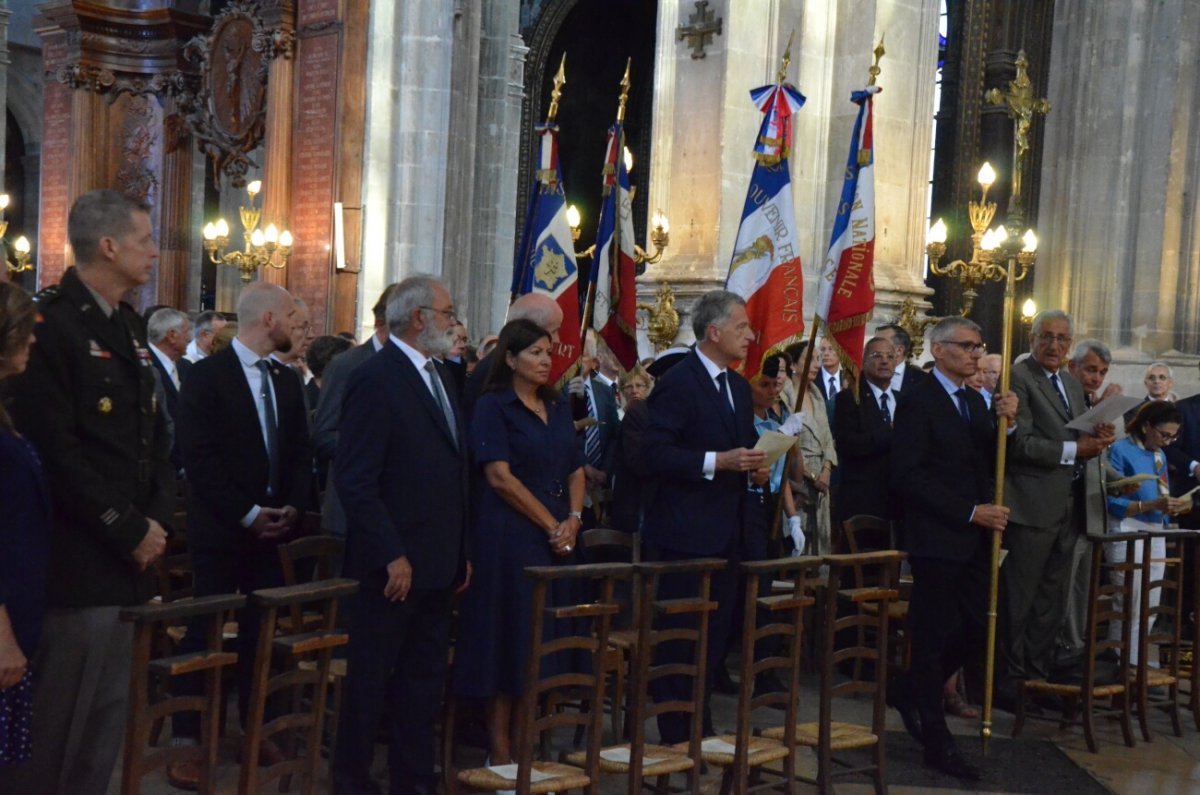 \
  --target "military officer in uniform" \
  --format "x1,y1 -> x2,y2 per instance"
0,189 -> 174,795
